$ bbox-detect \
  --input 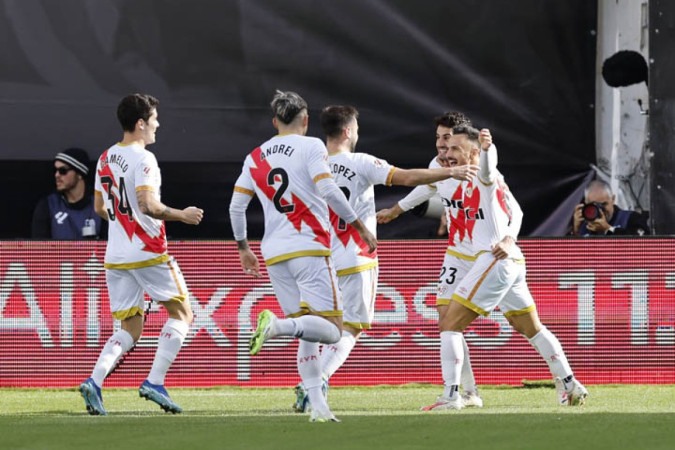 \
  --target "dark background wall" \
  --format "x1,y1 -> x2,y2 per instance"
0,0 -> 598,239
